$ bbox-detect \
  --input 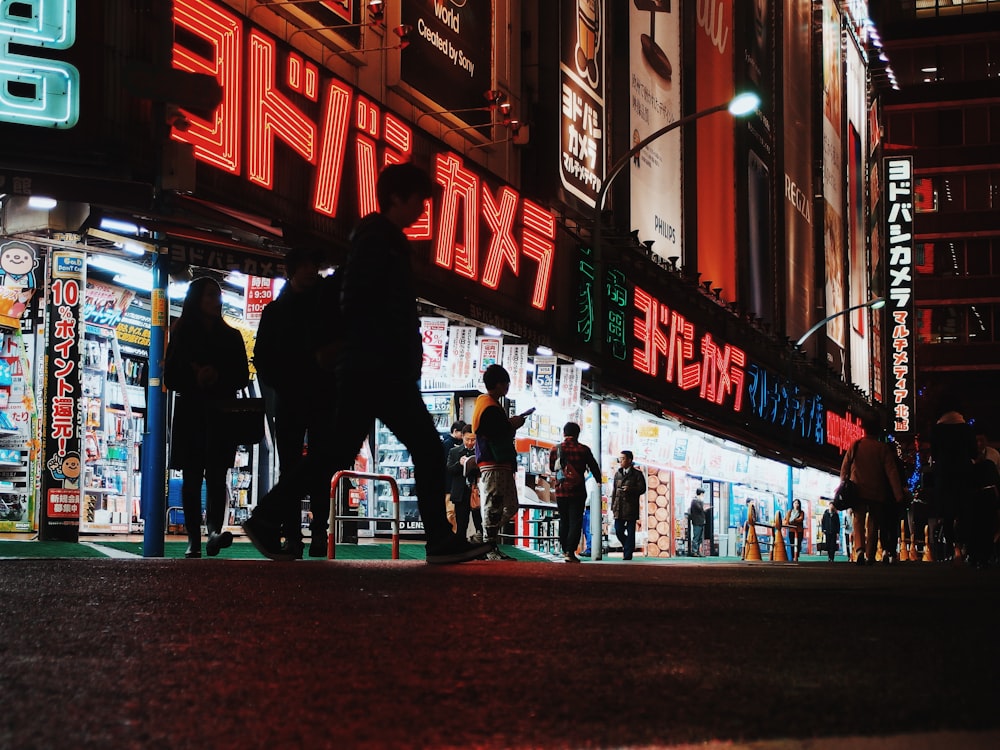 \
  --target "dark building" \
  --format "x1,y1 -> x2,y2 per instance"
873,1 -> 1000,437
